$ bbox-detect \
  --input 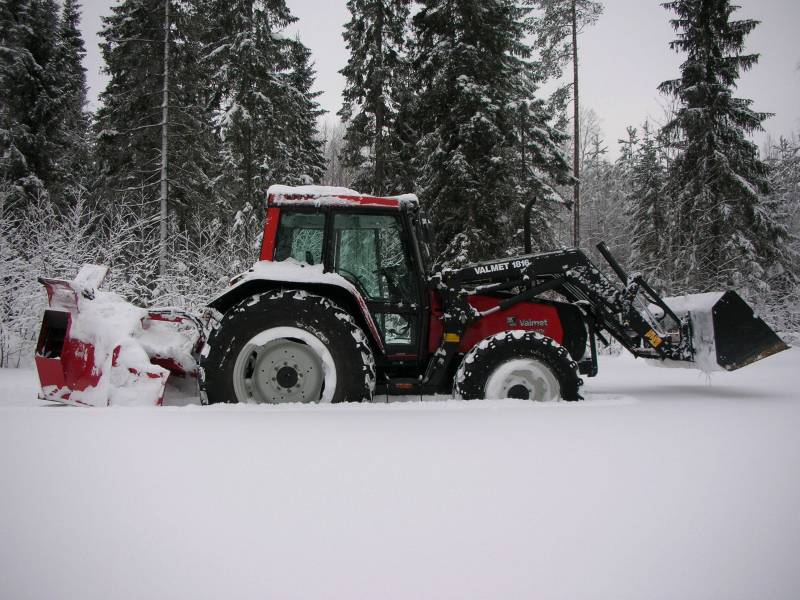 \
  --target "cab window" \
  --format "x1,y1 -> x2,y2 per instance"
331,213 -> 416,304
332,213 -> 418,348
274,212 -> 324,265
